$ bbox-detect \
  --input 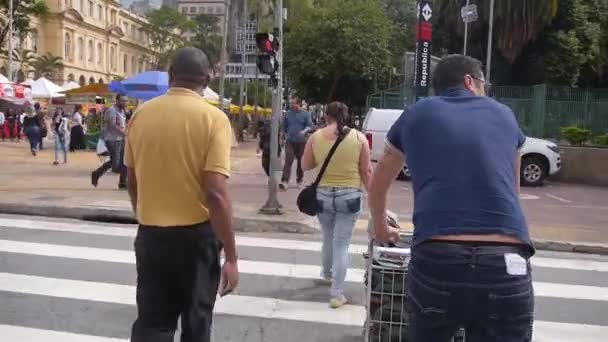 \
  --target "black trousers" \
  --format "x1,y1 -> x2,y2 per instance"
130,223 -> 222,342
281,141 -> 305,184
